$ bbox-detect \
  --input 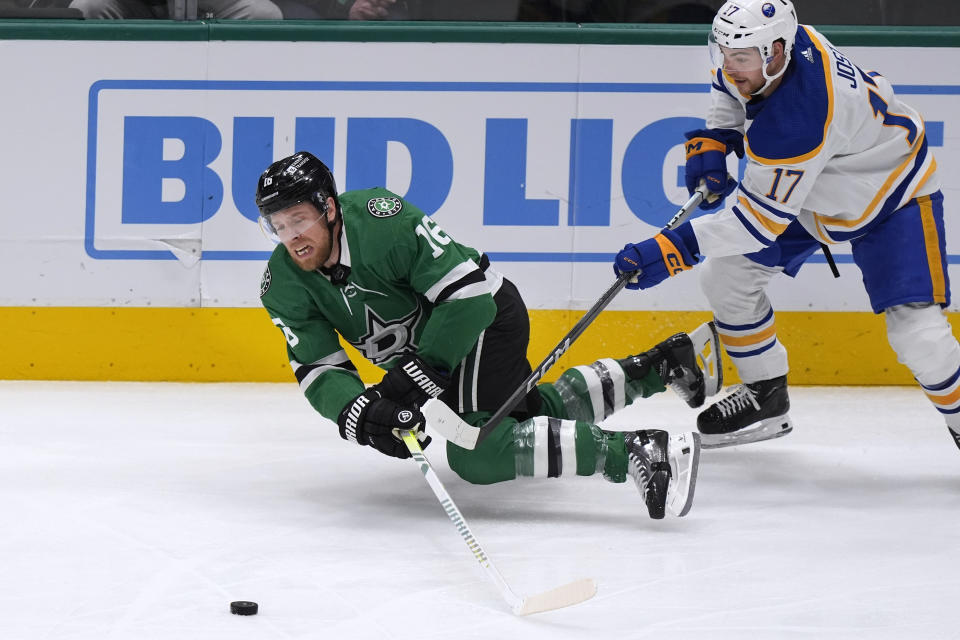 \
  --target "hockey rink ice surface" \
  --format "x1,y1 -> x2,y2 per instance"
3,381 -> 959,640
